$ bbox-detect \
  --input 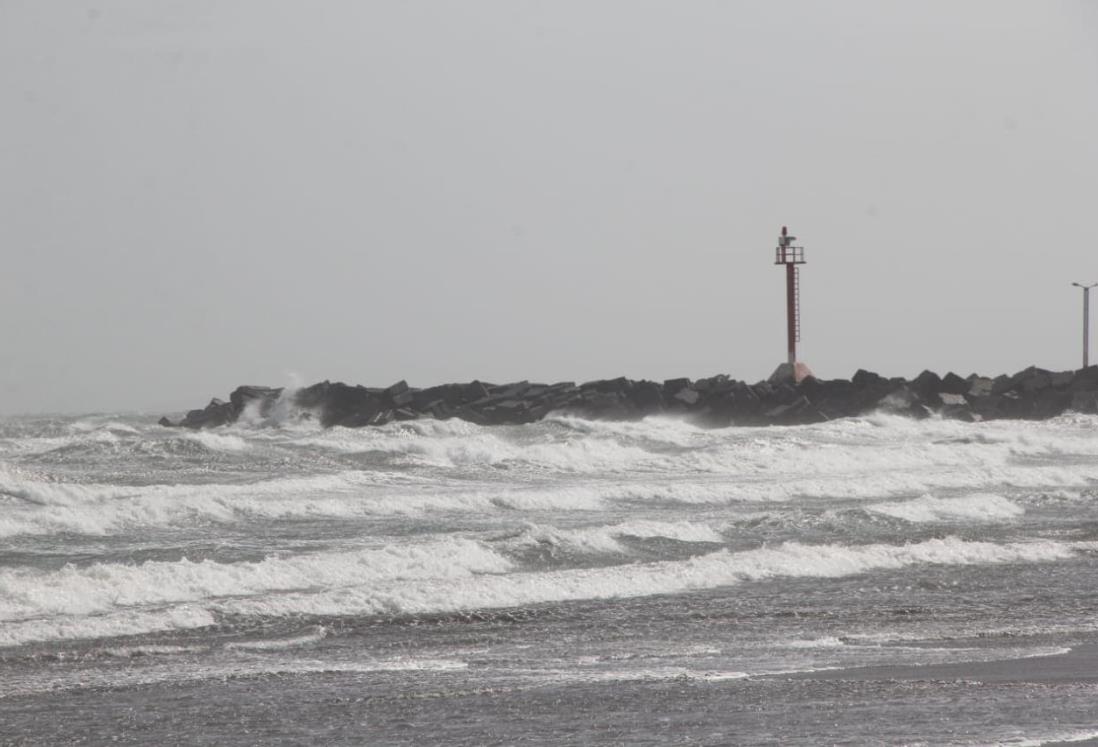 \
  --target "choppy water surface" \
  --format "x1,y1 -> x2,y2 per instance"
2,411 -> 1098,745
